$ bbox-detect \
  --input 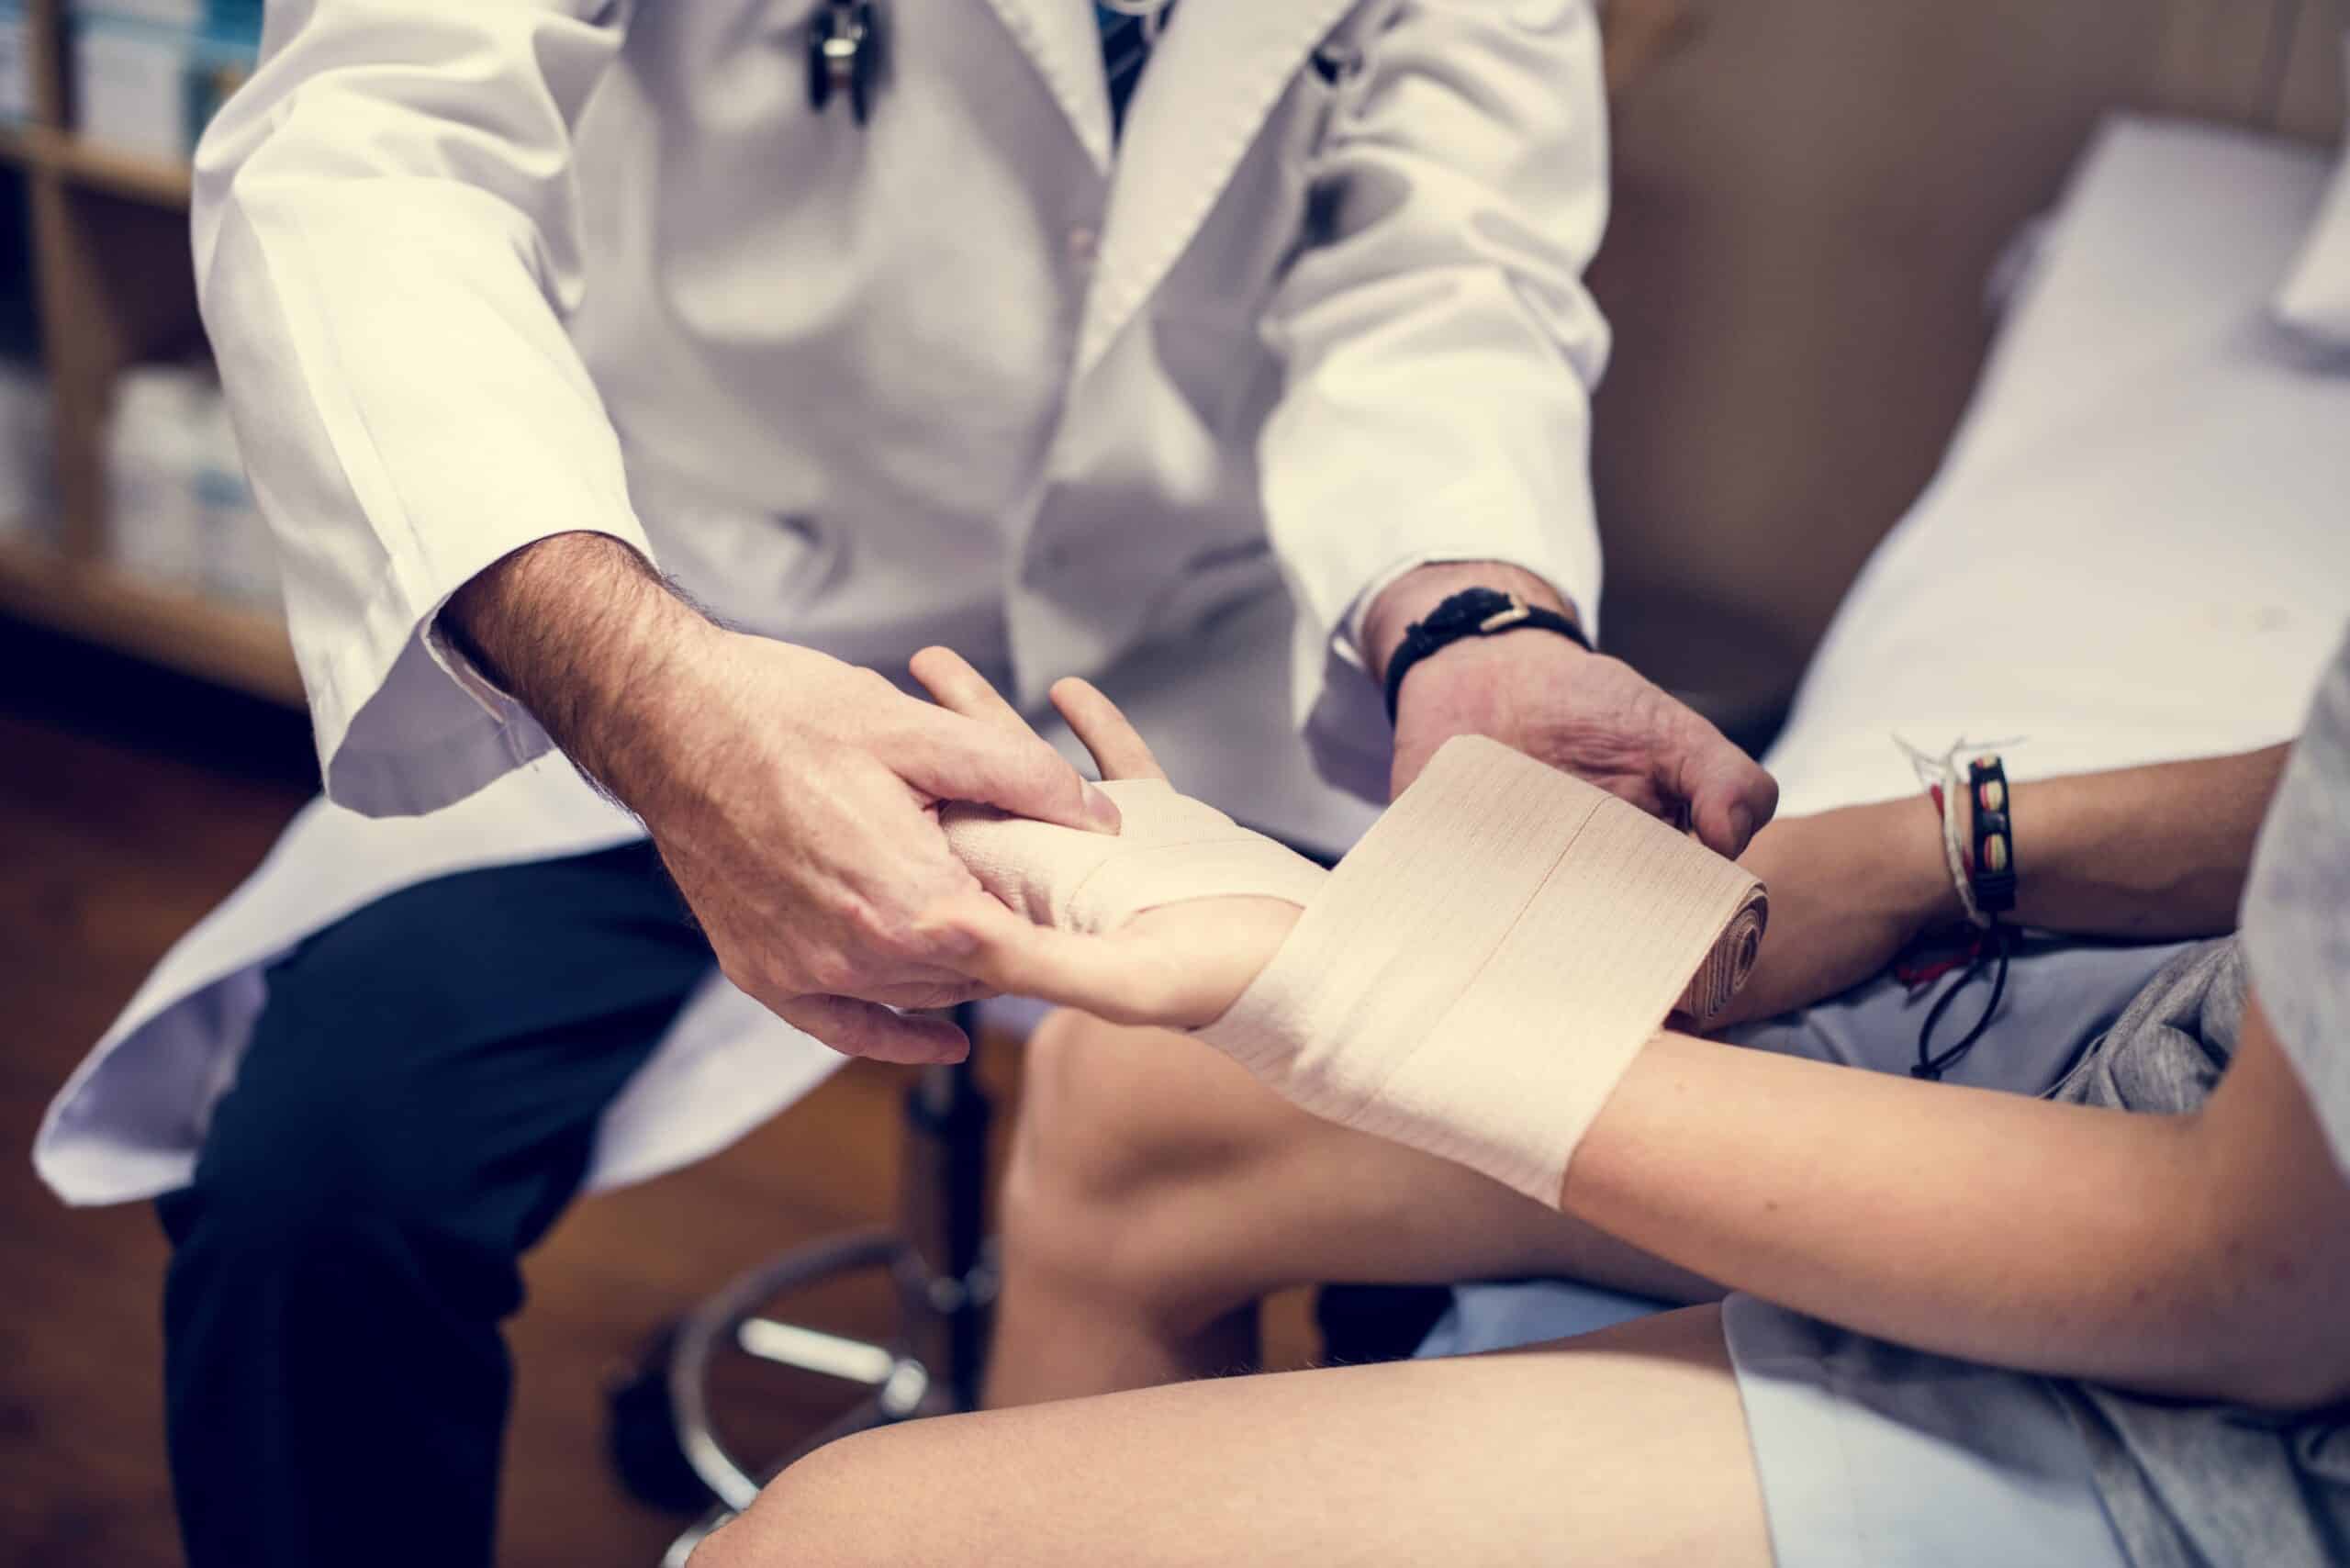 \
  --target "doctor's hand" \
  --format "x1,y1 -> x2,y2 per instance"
444,533 -> 1120,1064
1368,564 -> 1779,857
907,653 -> 1305,1032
